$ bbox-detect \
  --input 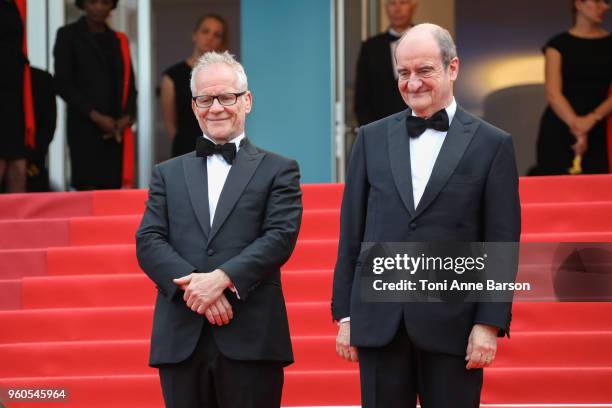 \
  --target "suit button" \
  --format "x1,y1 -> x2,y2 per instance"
207,249 -> 215,256
410,222 -> 417,230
